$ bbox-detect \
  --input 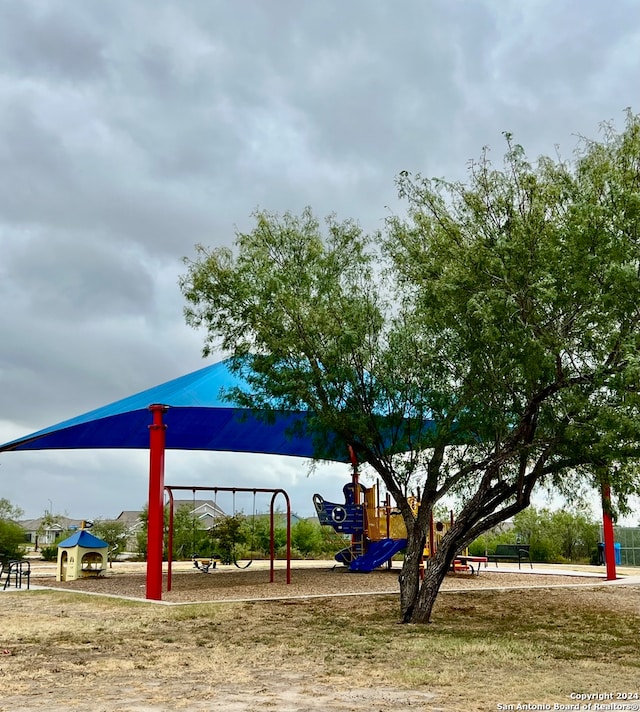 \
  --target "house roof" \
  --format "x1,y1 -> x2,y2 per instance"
19,516 -> 83,532
115,511 -> 144,527
173,499 -> 226,517
57,530 -> 108,549
115,500 -> 226,528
